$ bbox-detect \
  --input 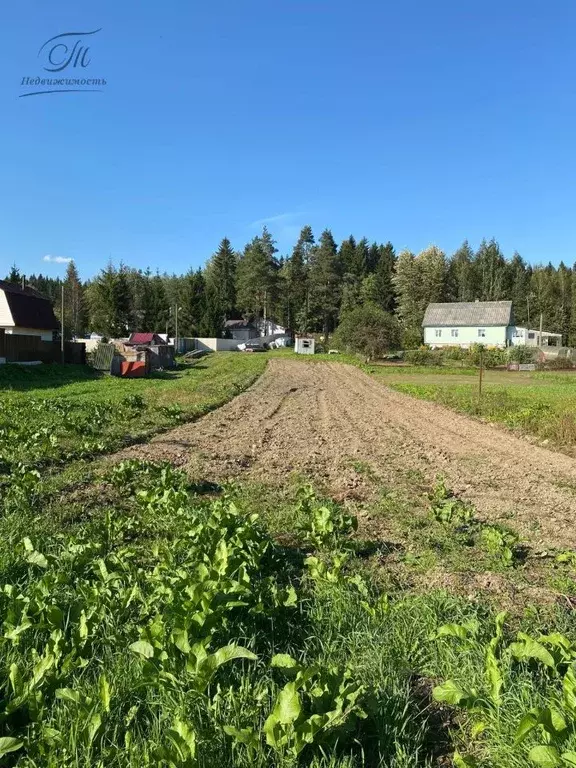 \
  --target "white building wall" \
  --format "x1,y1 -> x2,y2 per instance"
424,325 -> 507,348
193,338 -> 239,352
3,327 -> 54,342
0,291 -> 13,327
